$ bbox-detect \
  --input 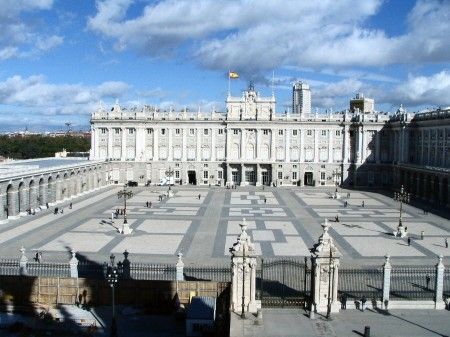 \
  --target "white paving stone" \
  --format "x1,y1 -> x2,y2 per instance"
112,235 -> 183,255
138,219 -> 191,234
342,236 -> 425,257
302,198 -> 343,206
271,237 -> 311,256
332,222 -> 386,236
39,233 -> 114,252
72,218 -> 137,233
252,230 -> 275,241
264,221 -> 298,235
